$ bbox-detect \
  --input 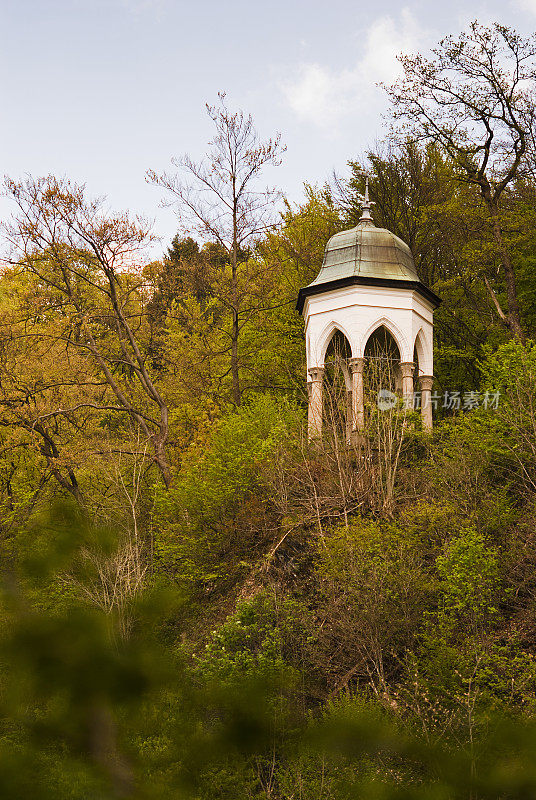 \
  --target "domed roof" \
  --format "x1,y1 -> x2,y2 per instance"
296,181 -> 440,314
309,217 -> 419,288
